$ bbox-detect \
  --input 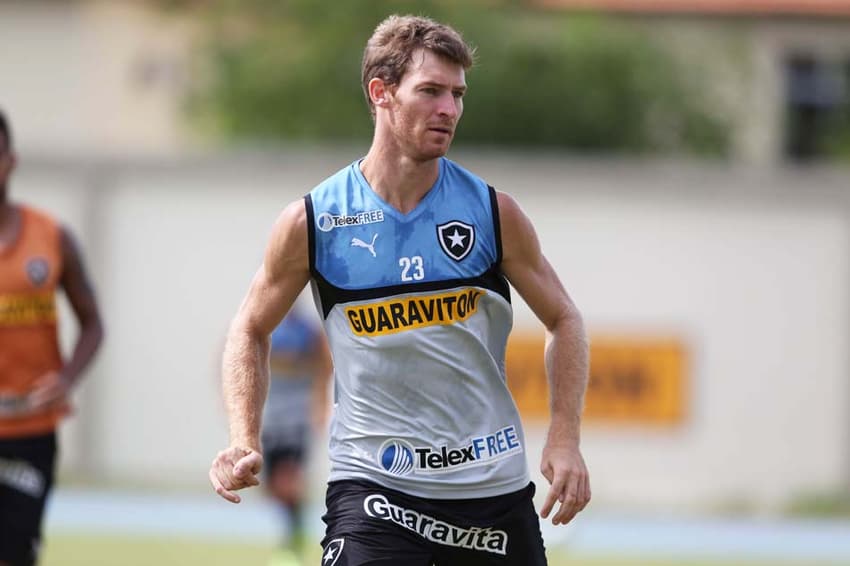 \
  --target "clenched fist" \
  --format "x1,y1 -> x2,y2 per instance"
209,446 -> 263,503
